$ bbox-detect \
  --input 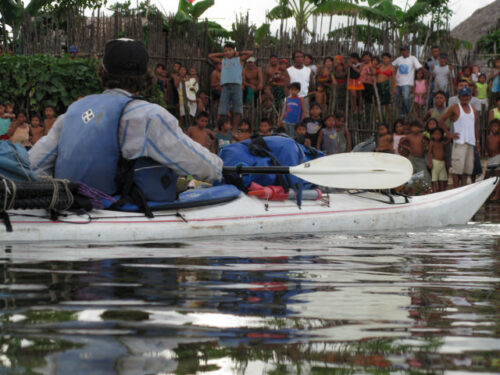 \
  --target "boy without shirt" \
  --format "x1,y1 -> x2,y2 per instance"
400,120 -> 430,183
187,112 -> 216,153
